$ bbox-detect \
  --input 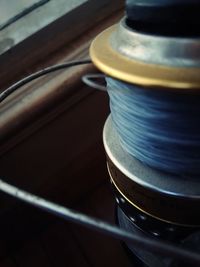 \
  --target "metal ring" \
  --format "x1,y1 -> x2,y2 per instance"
82,73 -> 107,91
90,21 -> 200,89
